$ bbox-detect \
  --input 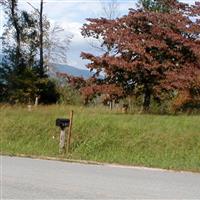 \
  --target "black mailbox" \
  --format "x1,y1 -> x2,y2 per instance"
56,118 -> 70,129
